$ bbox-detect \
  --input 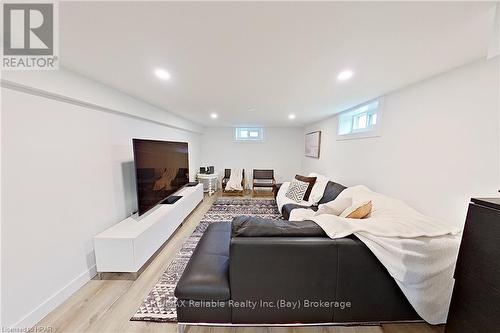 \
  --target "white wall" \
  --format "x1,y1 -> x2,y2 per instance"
302,58 -> 500,225
201,127 -> 303,187
488,3 -> 499,59
1,70 -> 201,328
